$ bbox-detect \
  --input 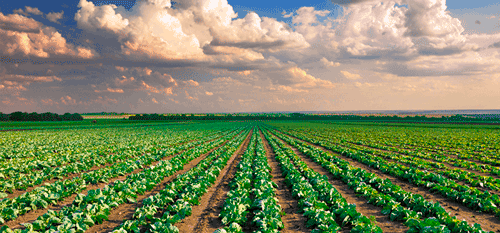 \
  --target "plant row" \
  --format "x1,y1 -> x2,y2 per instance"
111,128 -> 251,233
0,130 -> 223,193
217,129 -> 284,233
0,128 -> 241,225
263,129 -> 382,232
269,127 -> 495,232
